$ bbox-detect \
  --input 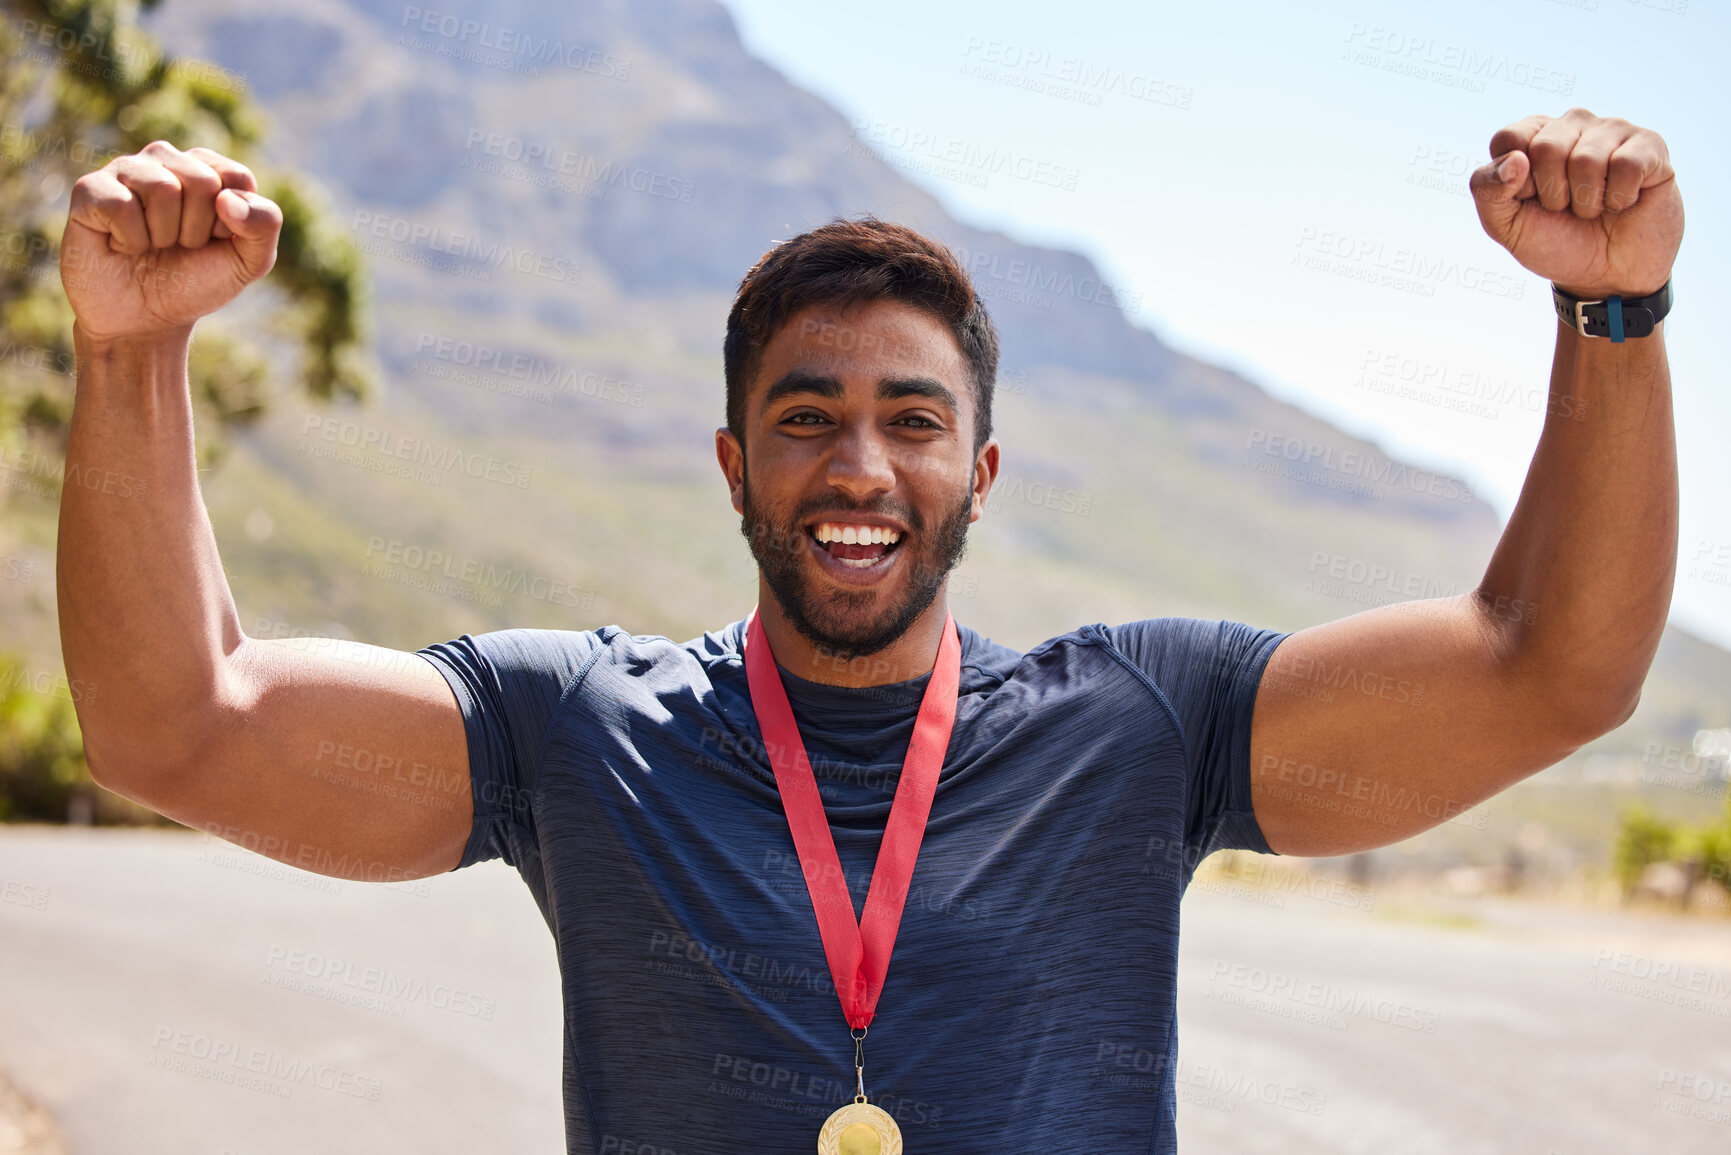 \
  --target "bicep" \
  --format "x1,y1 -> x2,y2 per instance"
1248,595 -> 1566,857
141,635 -> 472,881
